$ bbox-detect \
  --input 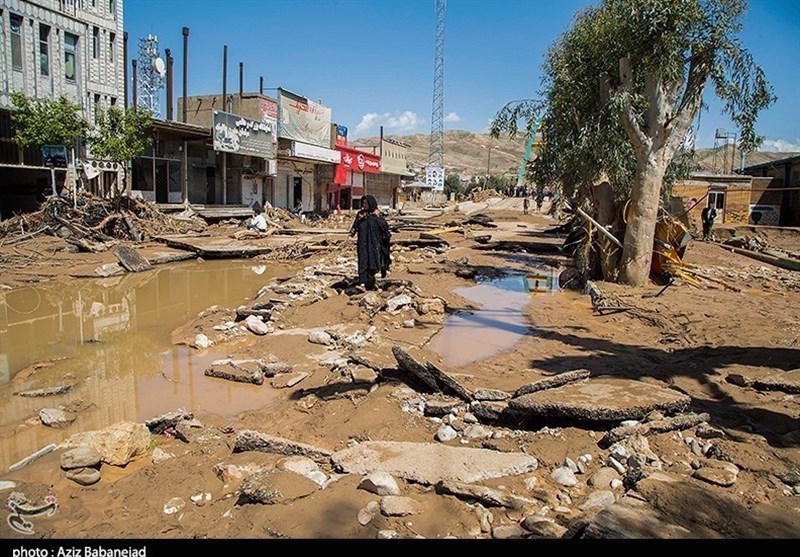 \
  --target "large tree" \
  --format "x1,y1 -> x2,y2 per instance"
492,0 -> 775,285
